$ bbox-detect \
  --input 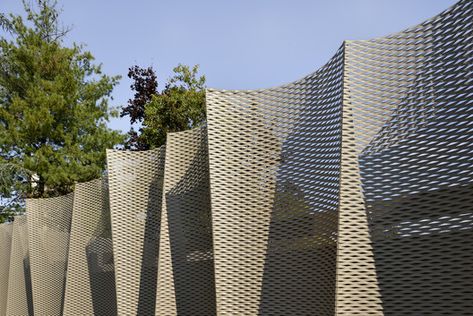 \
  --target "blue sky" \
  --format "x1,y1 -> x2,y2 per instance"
2,0 -> 457,132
